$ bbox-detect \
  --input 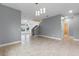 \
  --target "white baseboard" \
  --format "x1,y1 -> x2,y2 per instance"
38,35 -> 79,41
38,35 -> 61,40
0,41 -> 21,47
69,36 -> 79,41
73,39 -> 79,41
